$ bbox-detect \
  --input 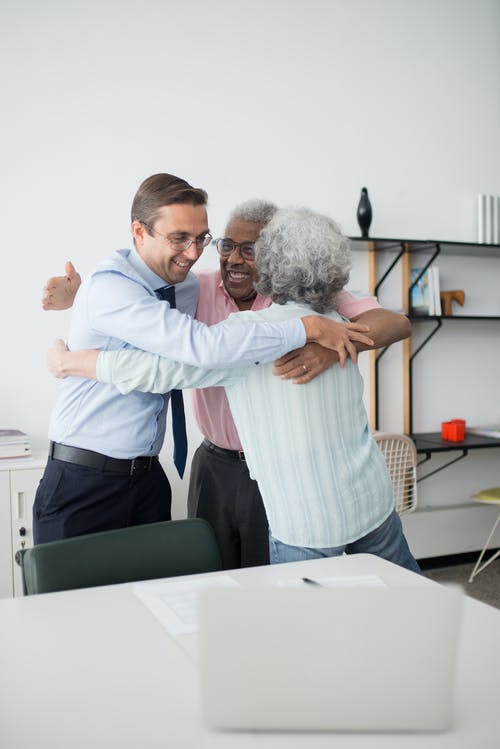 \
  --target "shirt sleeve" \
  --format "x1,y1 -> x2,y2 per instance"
85,273 -> 305,368
96,348 -> 245,394
336,289 -> 381,319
